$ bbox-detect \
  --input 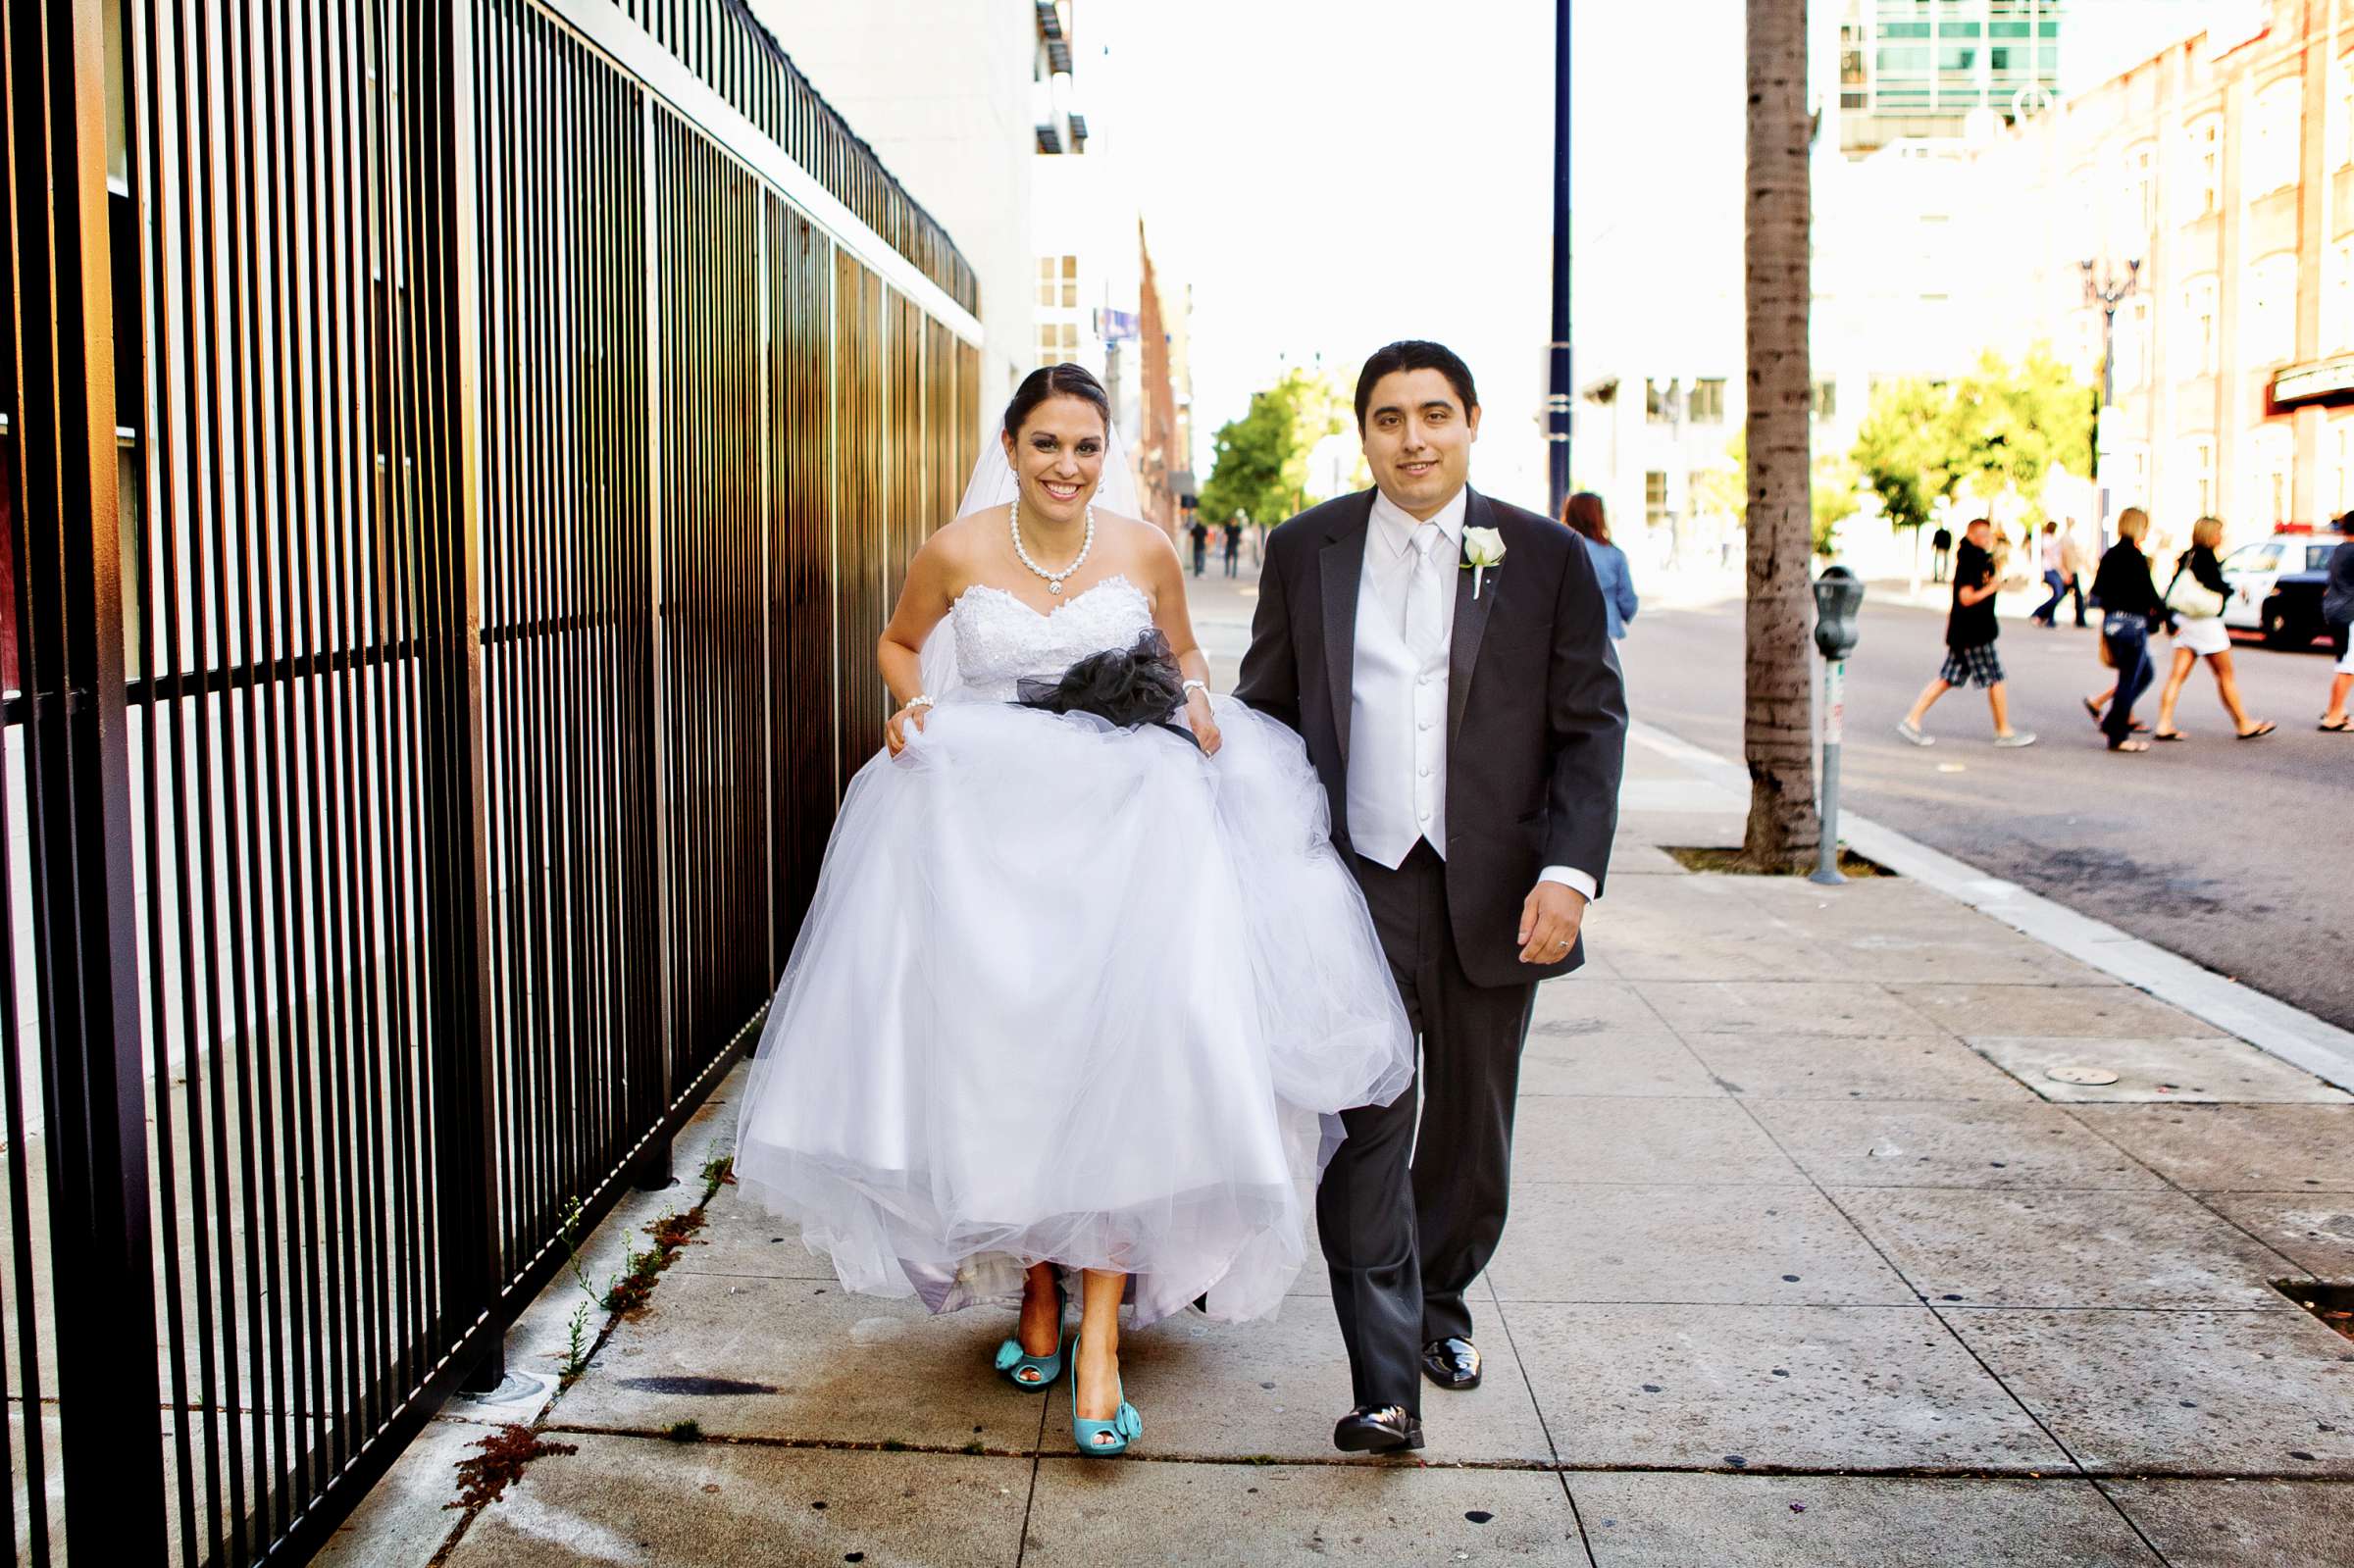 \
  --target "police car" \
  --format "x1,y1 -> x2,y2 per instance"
2220,527 -> 2343,647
